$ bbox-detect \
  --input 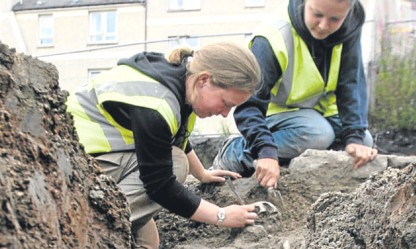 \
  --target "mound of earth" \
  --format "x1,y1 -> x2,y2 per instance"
0,42 -> 132,248
373,129 -> 416,156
